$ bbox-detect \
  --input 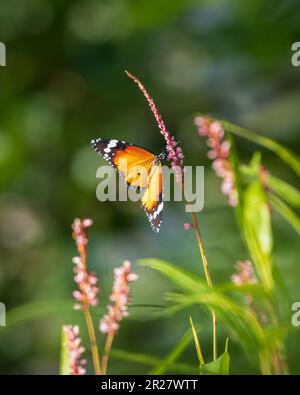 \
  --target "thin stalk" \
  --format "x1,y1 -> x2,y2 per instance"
191,212 -> 212,287
268,309 -> 289,375
189,316 -> 205,366
259,350 -> 272,375
276,344 -> 289,375
72,219 -> 102,375
272,347 -> 284,375
190,210 -> 217,361
102,332 -> 114,375
83,308 -> 102,375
